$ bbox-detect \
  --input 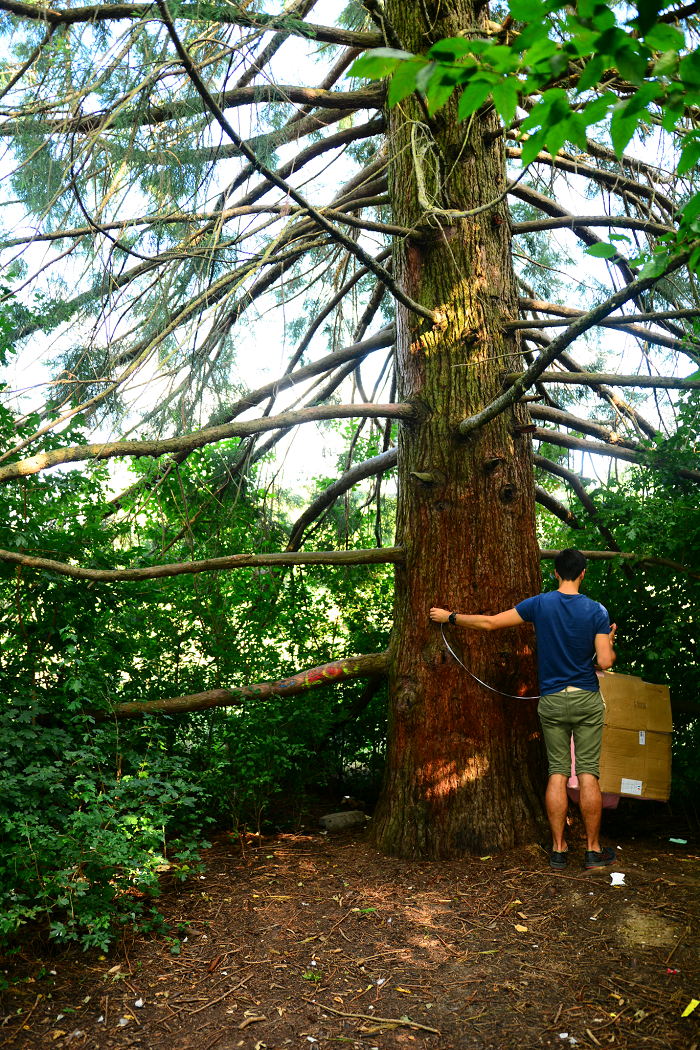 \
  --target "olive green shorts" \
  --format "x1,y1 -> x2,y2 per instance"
537,688 -> 605,778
